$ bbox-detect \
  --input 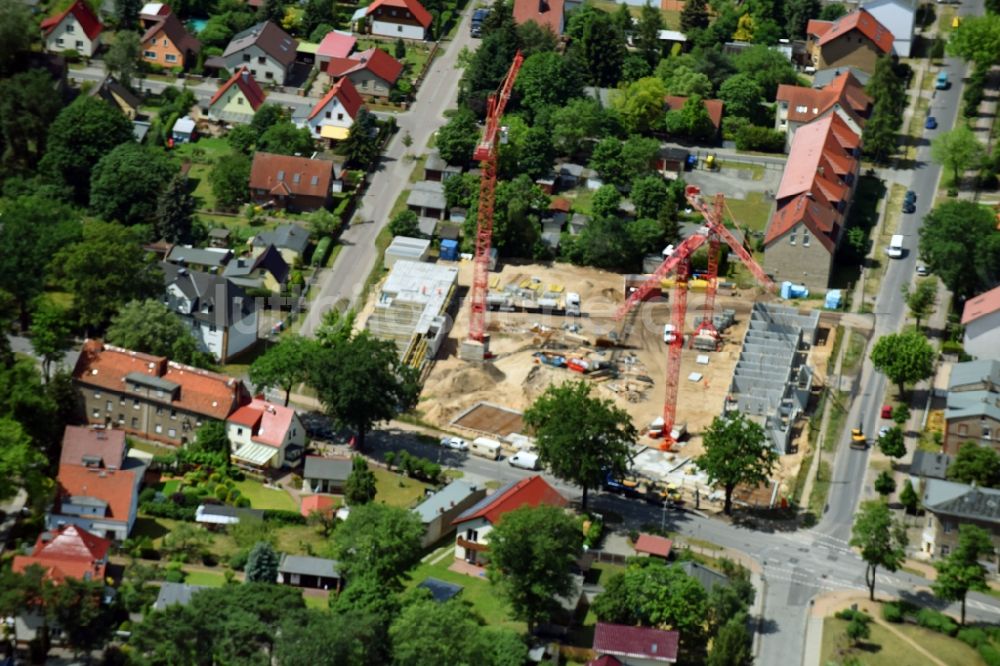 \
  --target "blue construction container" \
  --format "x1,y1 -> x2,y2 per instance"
439,239 -> 459,261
